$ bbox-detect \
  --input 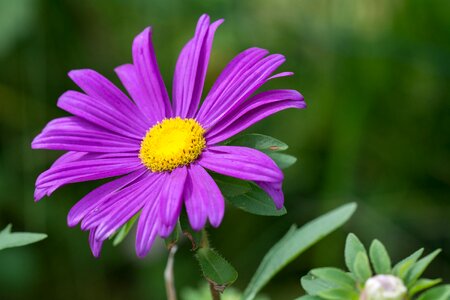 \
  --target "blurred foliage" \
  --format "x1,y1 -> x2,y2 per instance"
0,0 -> 448,299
